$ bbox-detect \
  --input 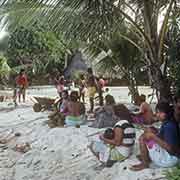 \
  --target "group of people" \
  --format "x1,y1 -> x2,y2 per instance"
89,96 -> 180,170
54,67 -> 107,113
12,68 -> 180,171
55,74 -> 180,171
